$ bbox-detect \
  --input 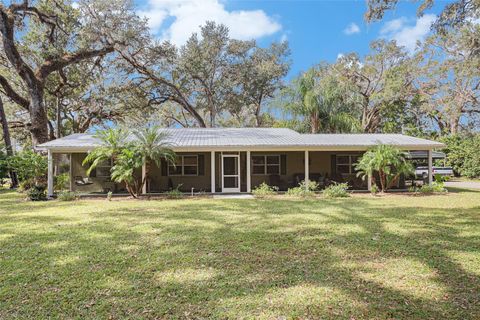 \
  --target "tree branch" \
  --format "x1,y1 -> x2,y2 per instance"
0,7 -> 39,90
37,46 -> 115,81
0,74 -> 29,110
